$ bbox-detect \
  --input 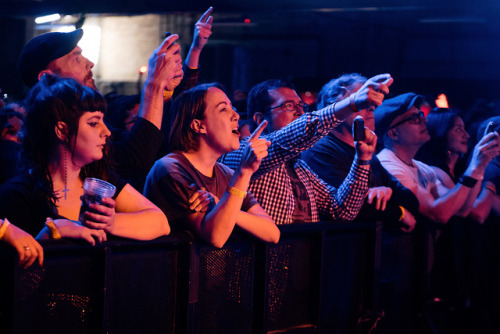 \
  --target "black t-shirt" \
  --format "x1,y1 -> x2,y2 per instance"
0,172 -> 126,237
303,133 -> 419,223
144,151 -> 258,231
